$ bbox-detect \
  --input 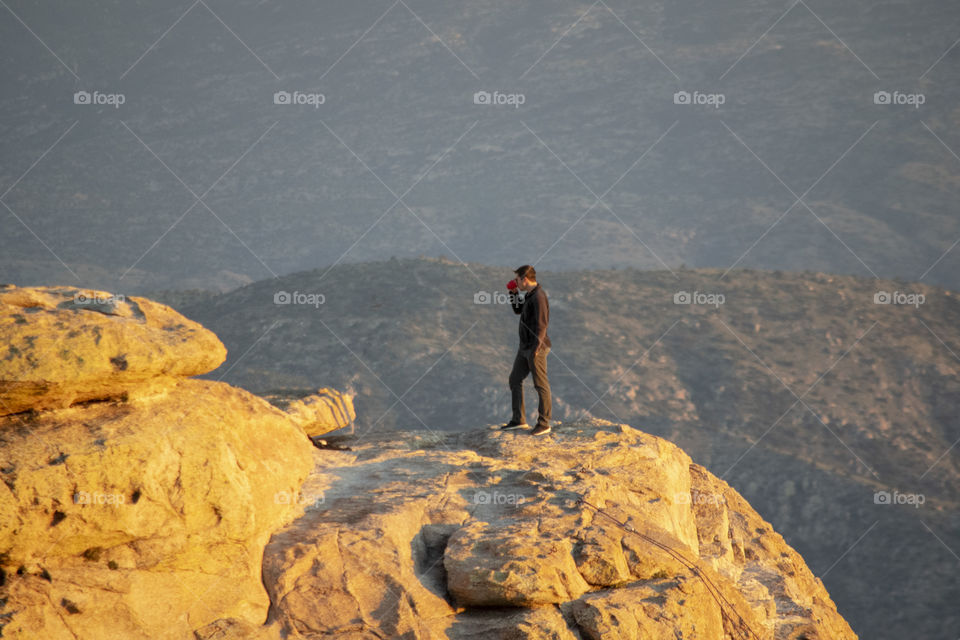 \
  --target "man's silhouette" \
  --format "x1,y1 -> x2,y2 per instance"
501,265 -> 552,435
